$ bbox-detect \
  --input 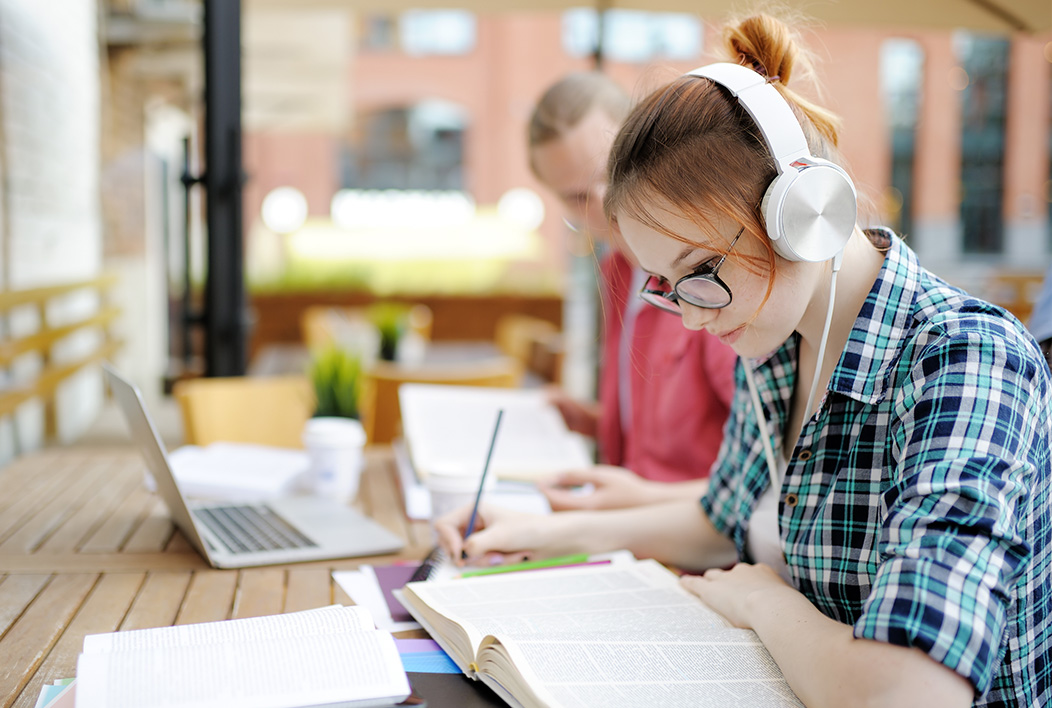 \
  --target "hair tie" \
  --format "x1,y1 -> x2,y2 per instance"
746,59 -> 778,84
